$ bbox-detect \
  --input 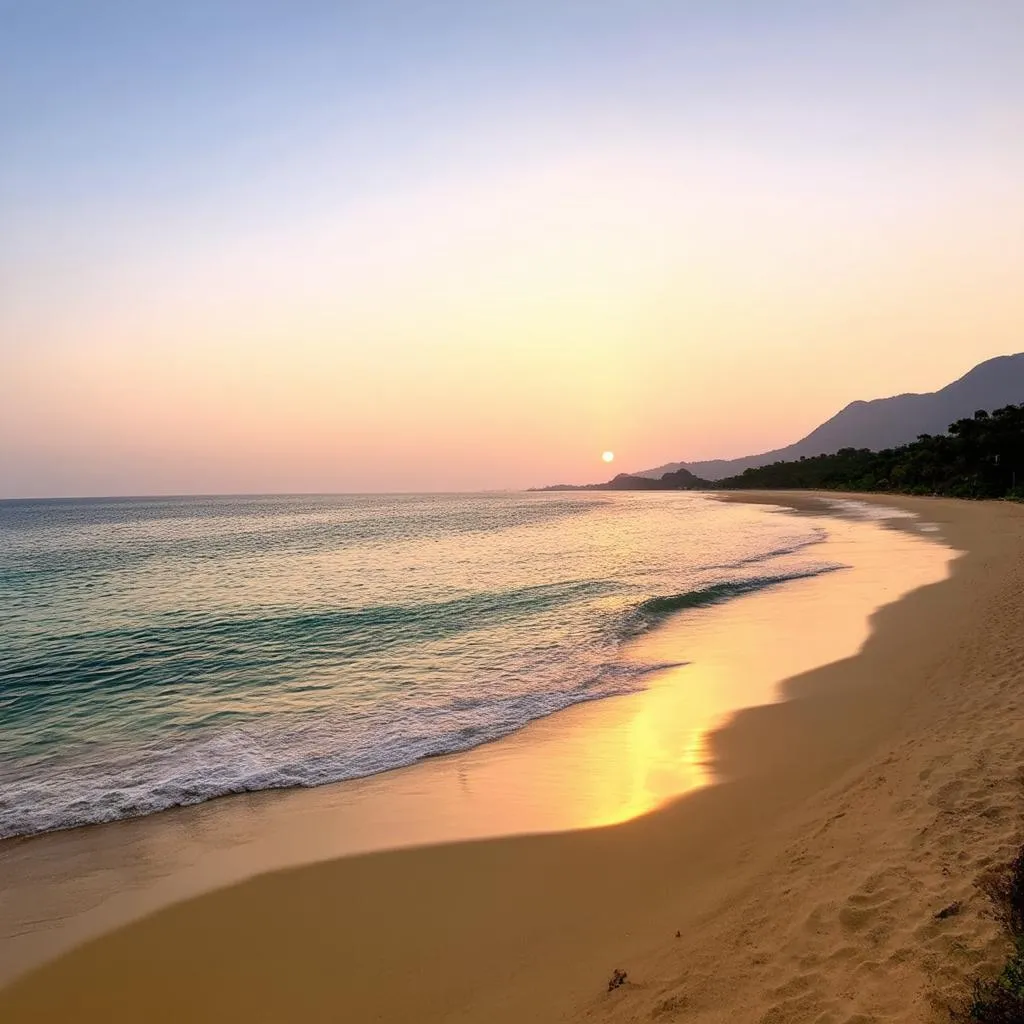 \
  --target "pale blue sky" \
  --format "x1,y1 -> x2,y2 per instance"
3,2 -> 1023,496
